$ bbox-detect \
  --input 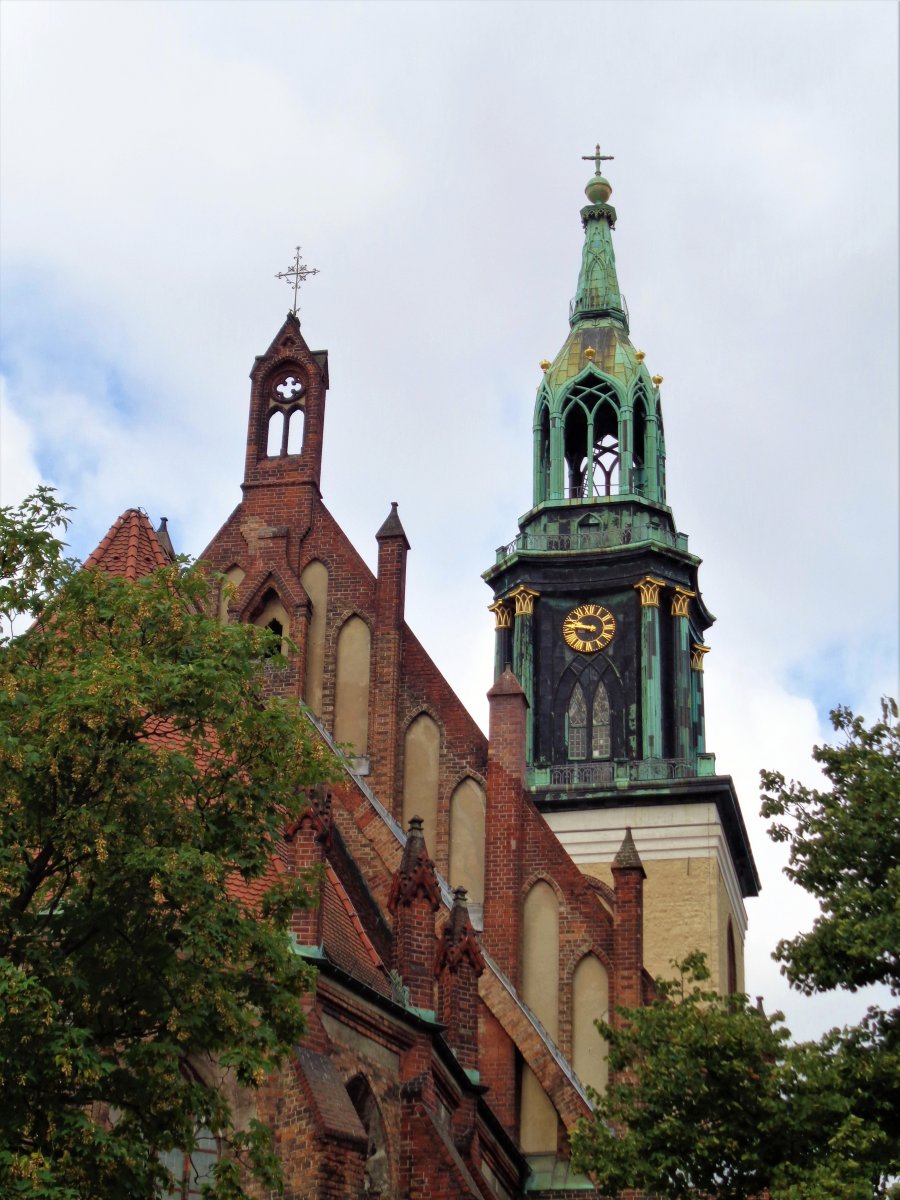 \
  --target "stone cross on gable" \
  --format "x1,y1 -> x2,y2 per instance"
275,245 -> 319,316
582,143 -> 614,175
